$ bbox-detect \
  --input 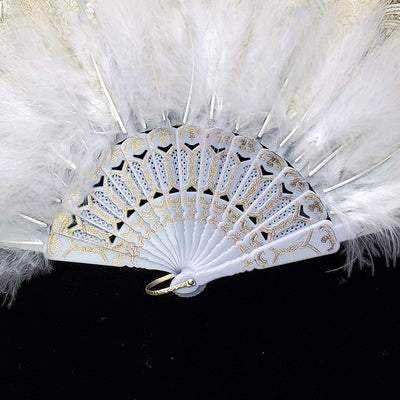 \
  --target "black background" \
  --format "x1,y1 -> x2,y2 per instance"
1,249 -> 399,399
